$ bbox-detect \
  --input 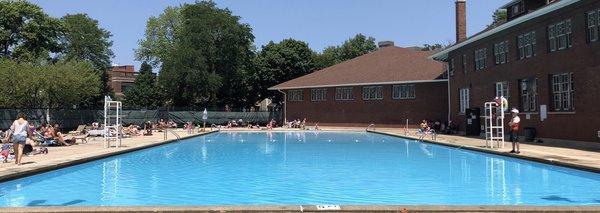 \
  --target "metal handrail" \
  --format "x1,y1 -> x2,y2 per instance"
210,124 -> 220,131
163,128 -> 181,140
366,123 -> 375,131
